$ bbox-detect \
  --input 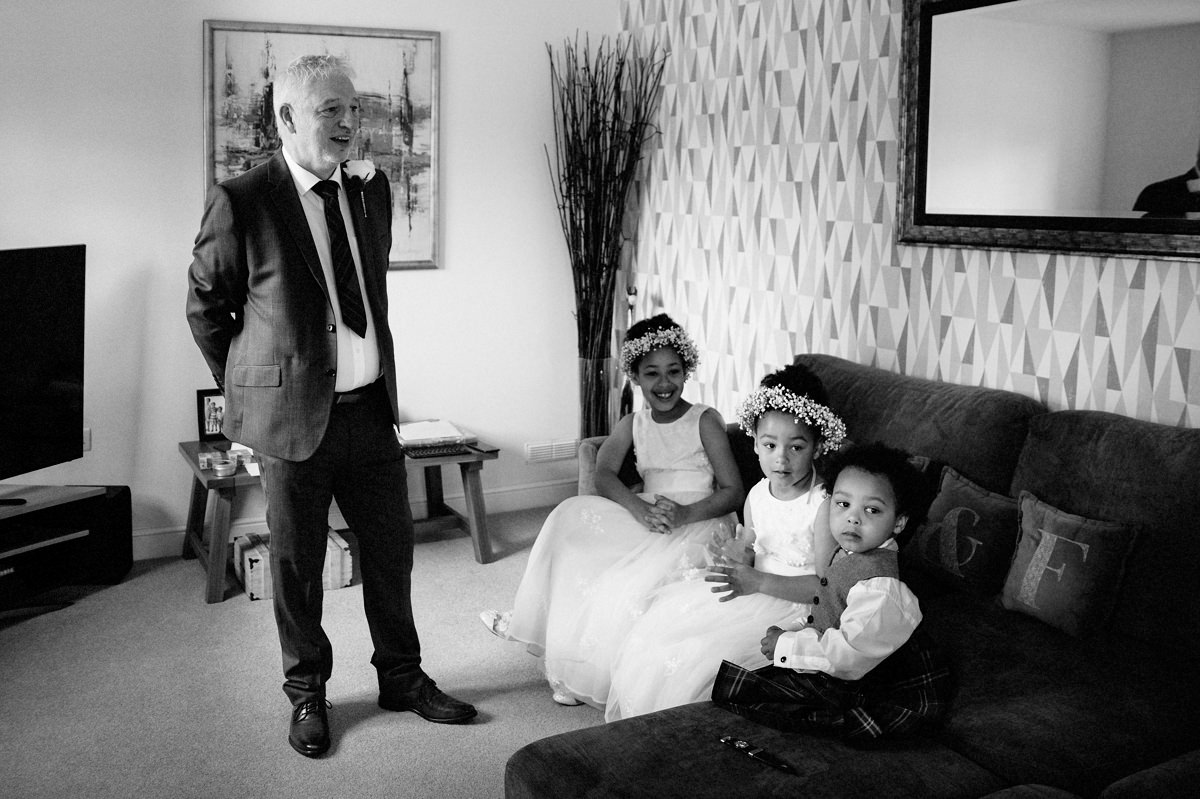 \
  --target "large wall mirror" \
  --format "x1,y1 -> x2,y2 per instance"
899,0 -> 1200,260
